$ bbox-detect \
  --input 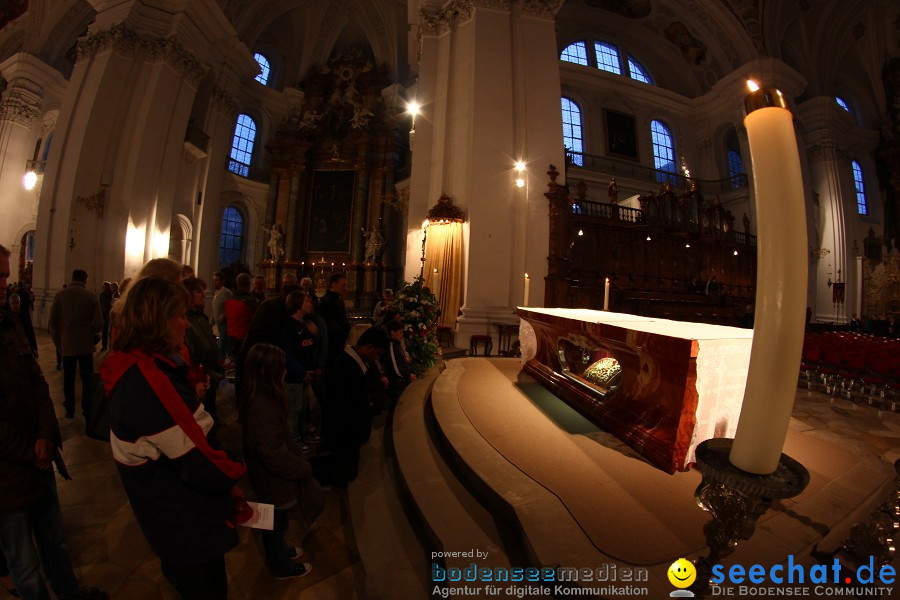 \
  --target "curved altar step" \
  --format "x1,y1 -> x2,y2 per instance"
420,357 -> 897,596
389,365 -> 516,581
